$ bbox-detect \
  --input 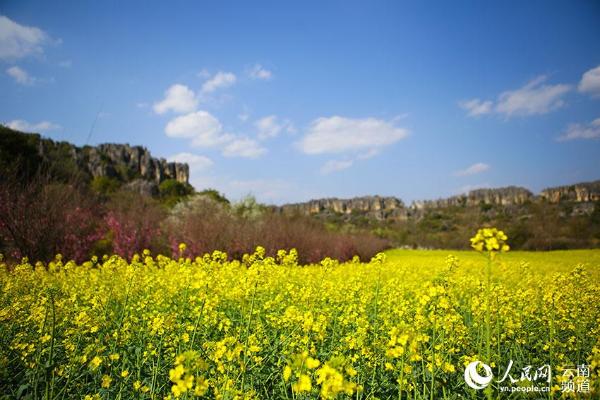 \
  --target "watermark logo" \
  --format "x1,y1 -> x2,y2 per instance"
464,360 -> 591,394
561,365 -> 590,393
464,361 -> 493,390
464,360 -> 551,393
